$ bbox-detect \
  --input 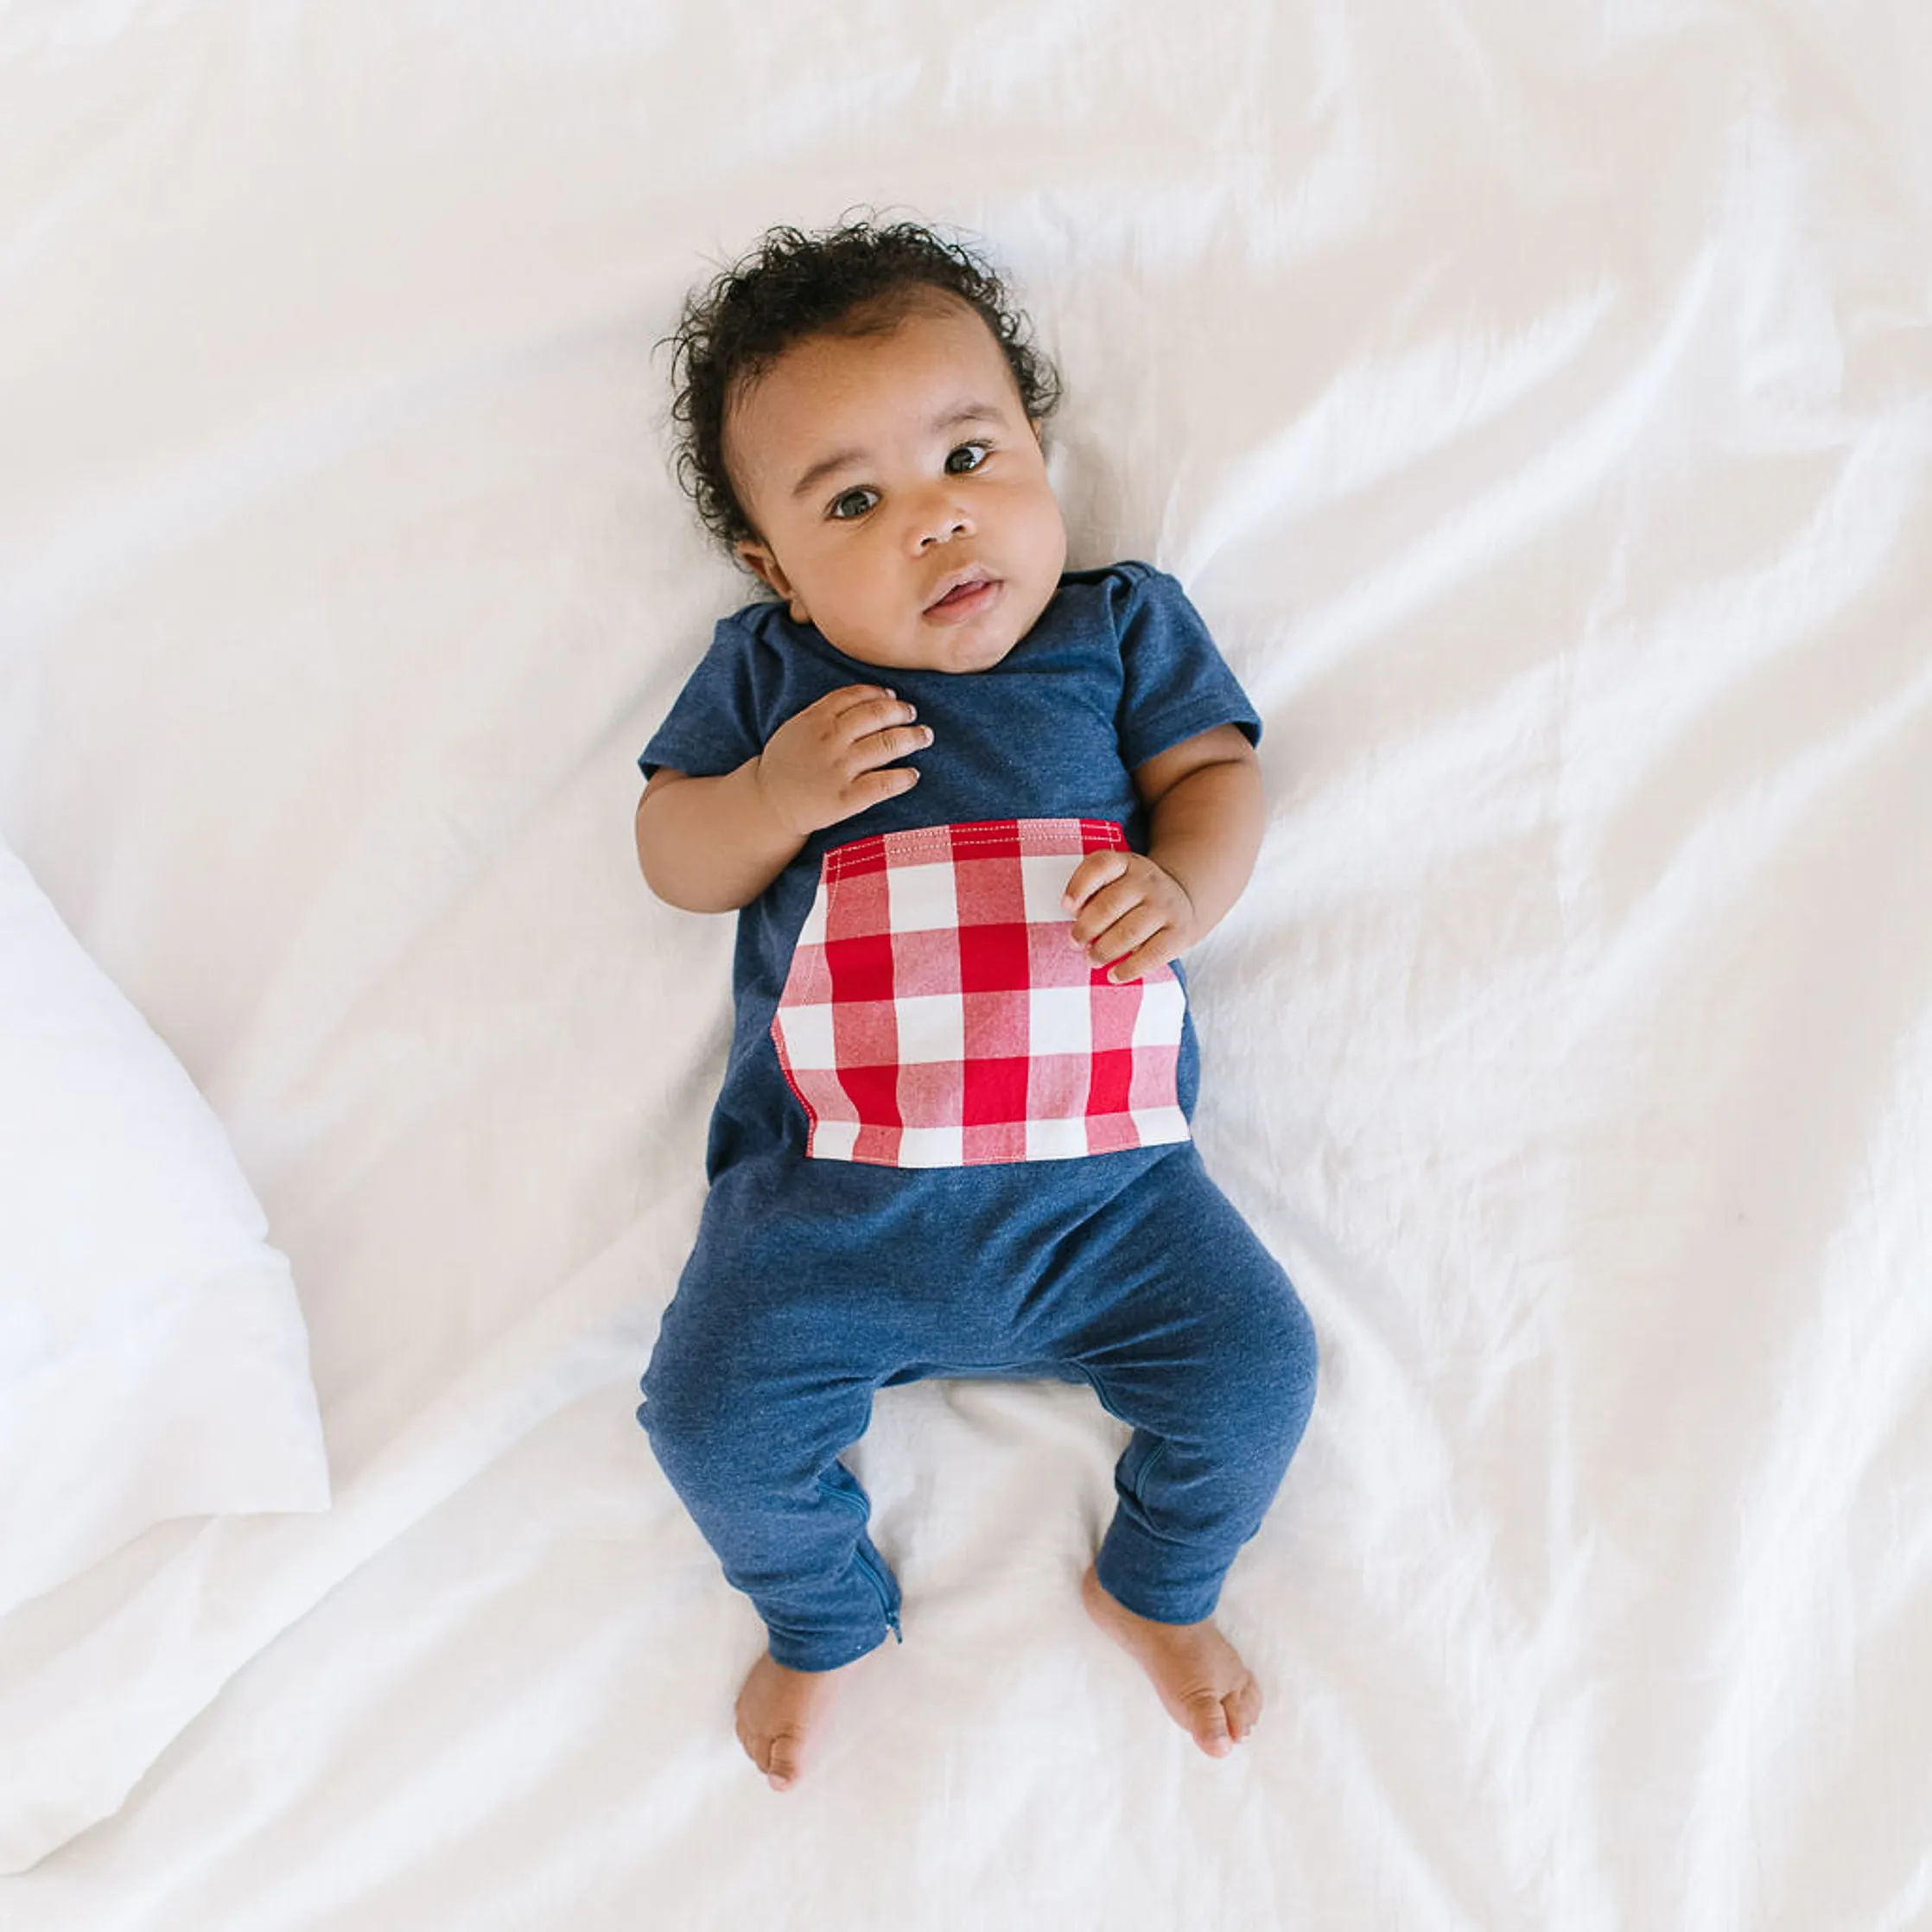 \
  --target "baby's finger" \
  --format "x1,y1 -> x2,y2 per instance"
1098,926 -> 1179,985
843,720 -> 932,773
1061,849 -> 1128,916
821,683 -> 899,717
840,765 -> 921,813
1084,902 -> 1168,974
1068,874 -> 1147,950
830,702 -> 919,760
833,694 -> 923,748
